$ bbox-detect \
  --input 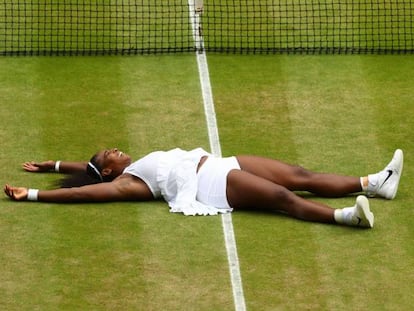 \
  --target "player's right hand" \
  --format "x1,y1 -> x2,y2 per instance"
4,184 -> 28,201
